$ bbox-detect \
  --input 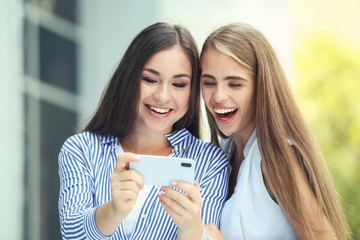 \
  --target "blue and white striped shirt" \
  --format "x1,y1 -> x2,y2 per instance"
58,128 -> 229,240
